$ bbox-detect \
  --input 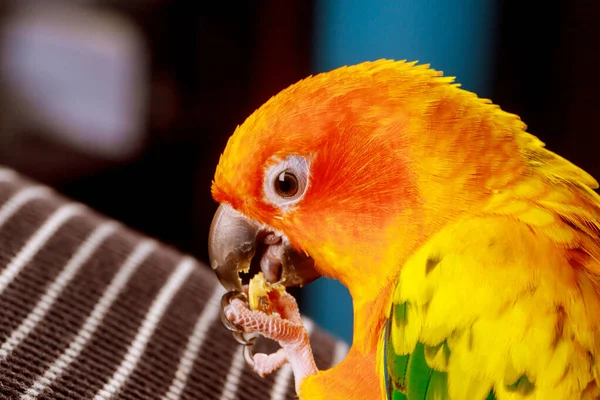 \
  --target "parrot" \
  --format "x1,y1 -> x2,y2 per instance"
207,59 -> 600,400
